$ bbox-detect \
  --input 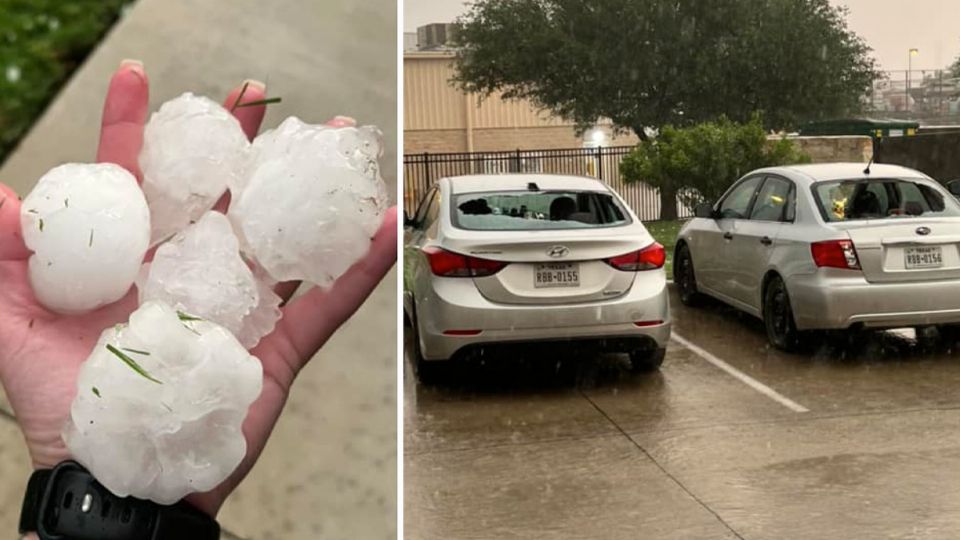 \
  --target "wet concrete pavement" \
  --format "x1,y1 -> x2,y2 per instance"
405,285 -> 960,539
